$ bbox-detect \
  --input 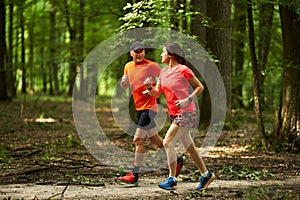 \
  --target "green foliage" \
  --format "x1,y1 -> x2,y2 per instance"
0,110 -> 6,120
114,166 -> 127,176
239,185 -> 296,200
232,109 -> 257,128
216,141 -> 229,146
237,167 -> 274,180
0,144 -> 9,162
218,165 -> 274,180
118,0 -> 172,31
42,153 -> 52,161
128,143 -> 135,152
71,175 -> 105,186
189,190 -> 208,198
218,165 -> 234,176
118,0 -> 203,34
67,134 -> 82,147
